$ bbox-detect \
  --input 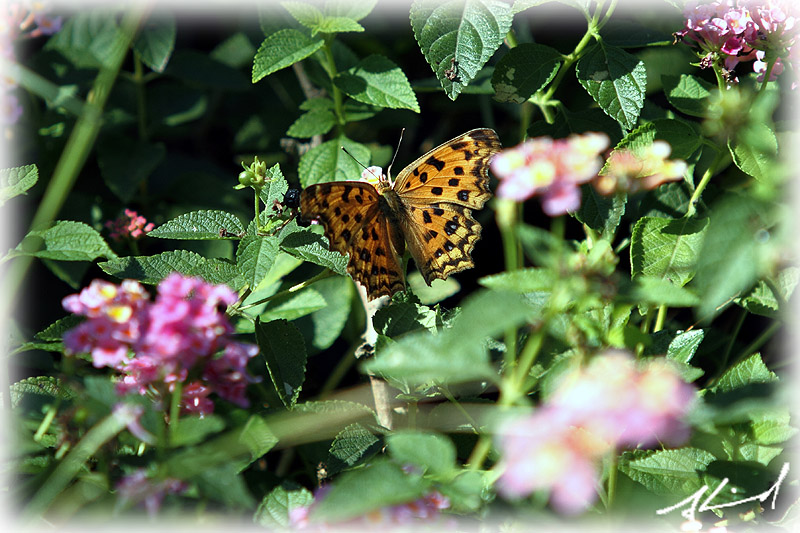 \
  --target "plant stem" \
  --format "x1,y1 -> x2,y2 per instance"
0,58 -> 85,117
653,304 -> 667,333
133,52 -> 149,141
169,380 -> 183,446
238,269 -> 337,311
321,37 -> 345,126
